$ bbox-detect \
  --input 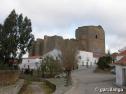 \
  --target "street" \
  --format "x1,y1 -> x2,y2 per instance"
65,67 -> 125,94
